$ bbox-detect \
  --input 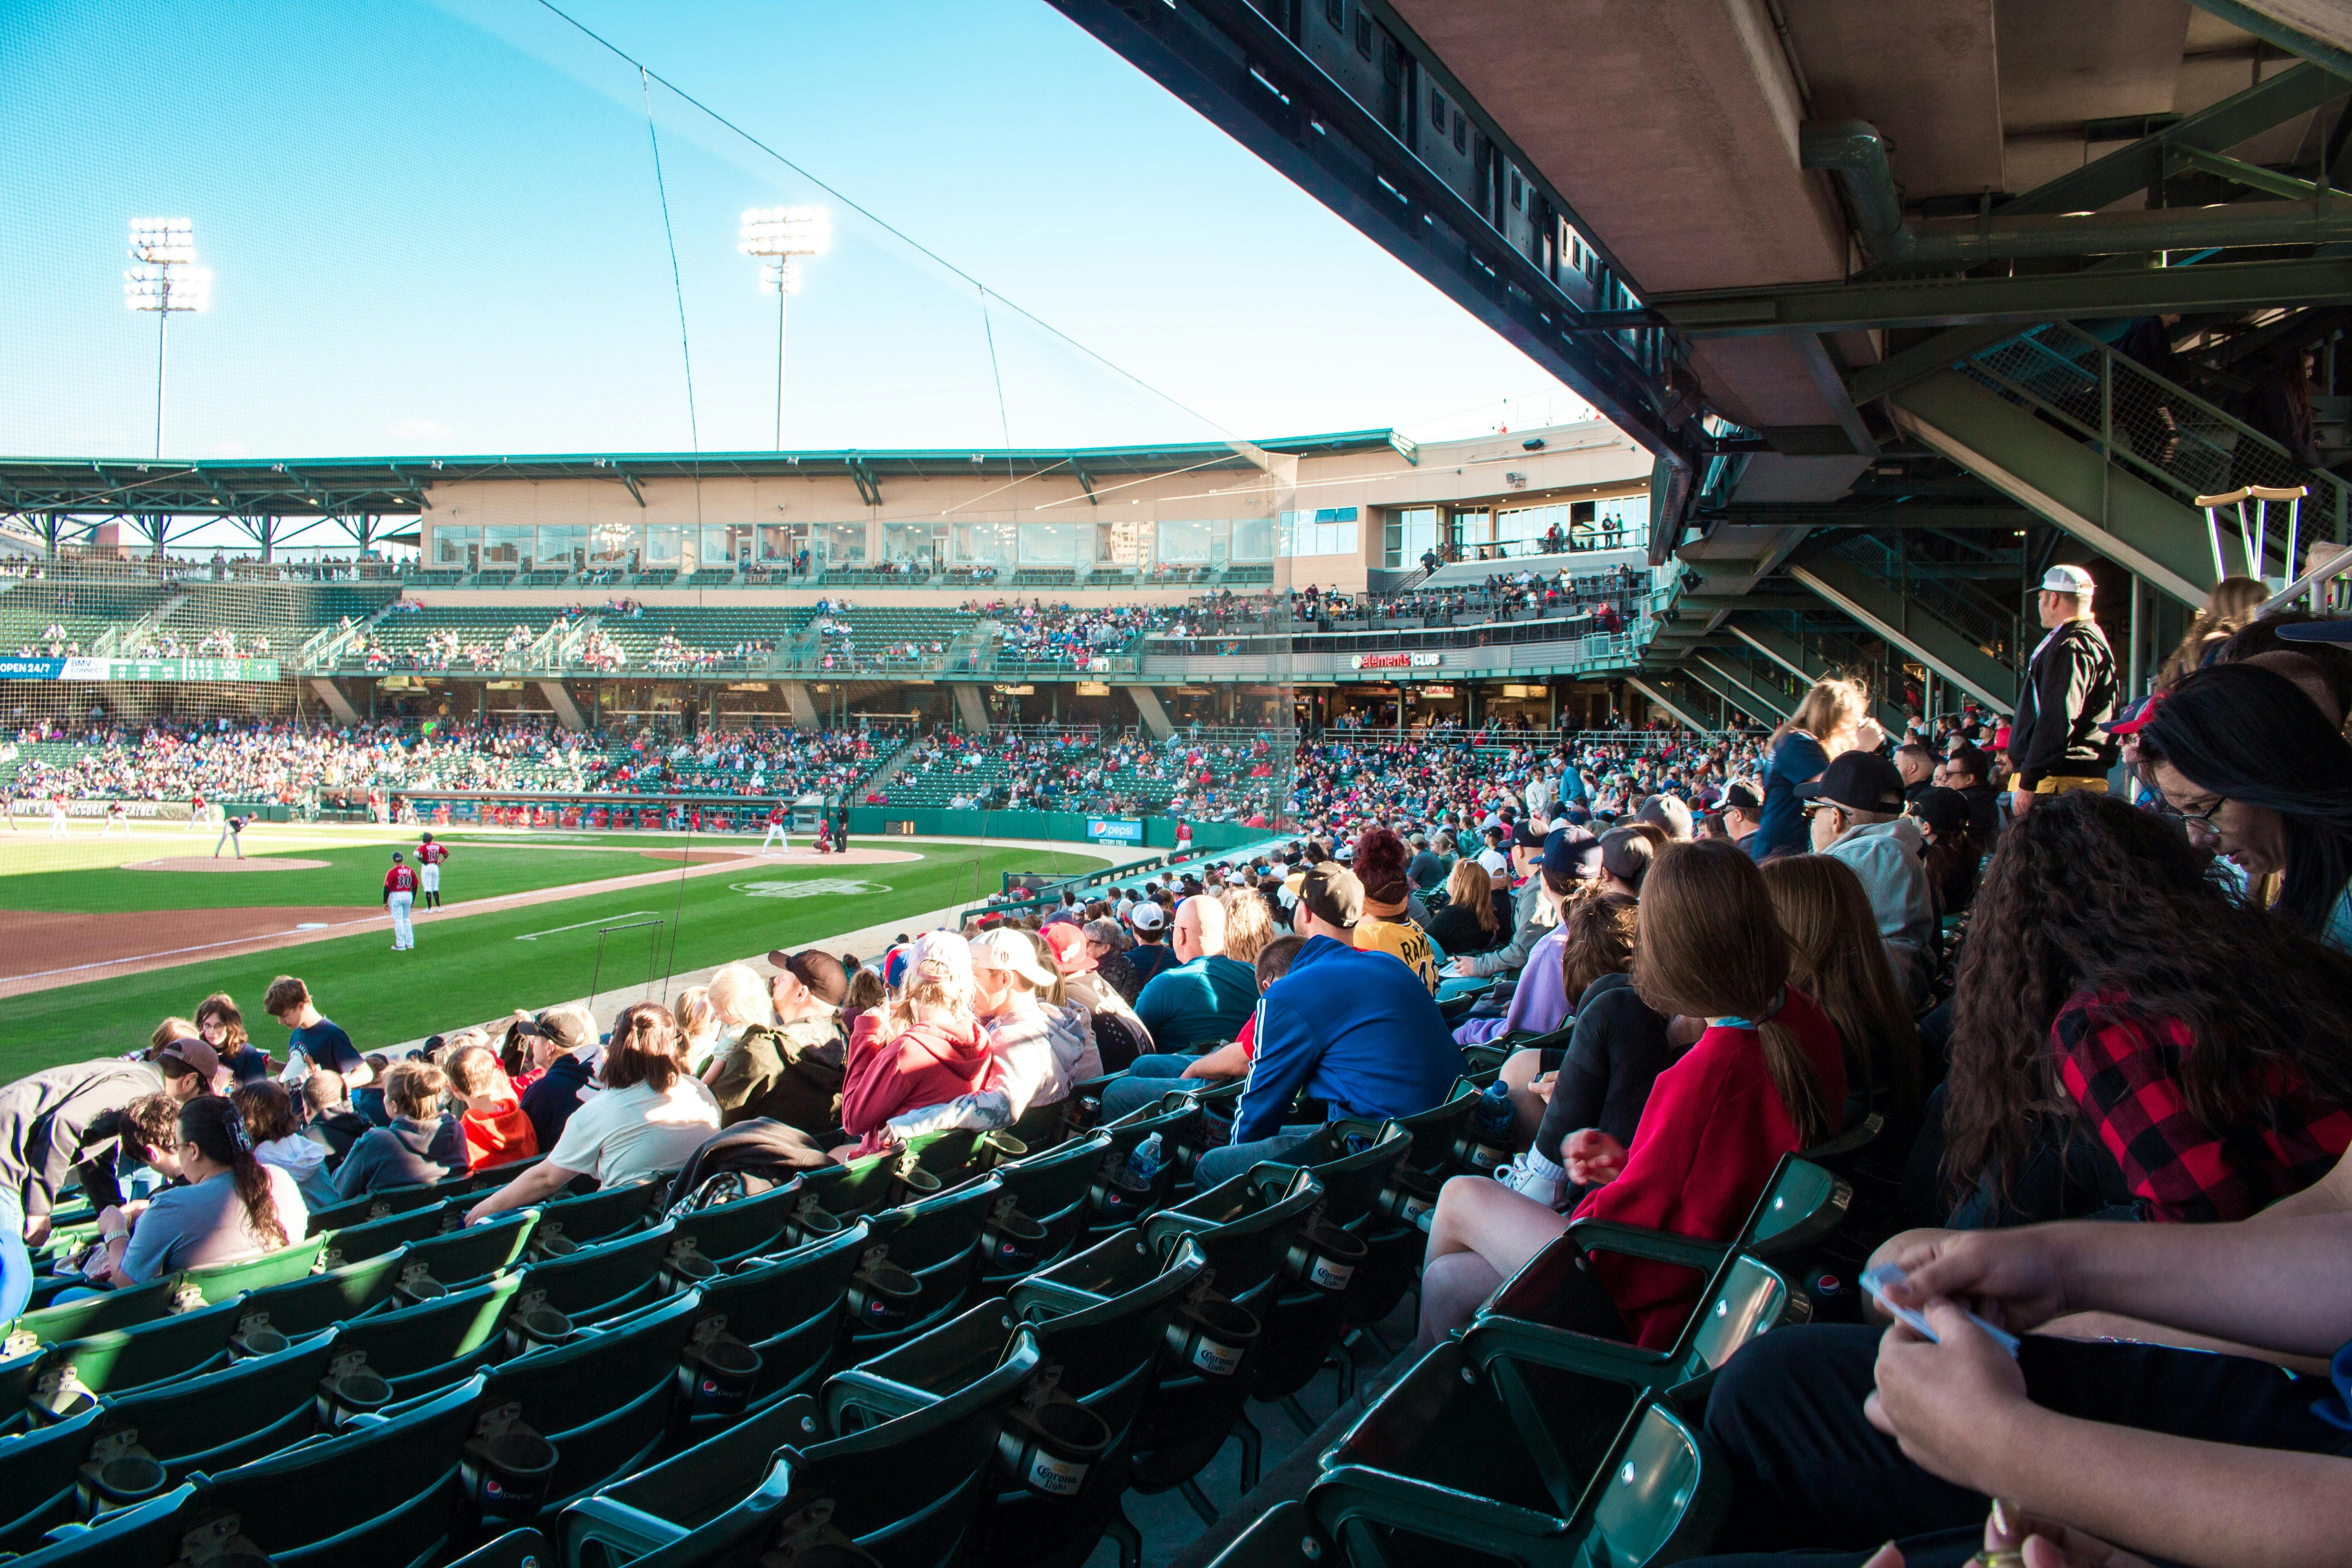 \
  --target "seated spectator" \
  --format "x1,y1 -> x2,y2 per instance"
1426,858 -> 1502,955
1099,933 -> 1305,1124
333,1060 -> 465,1197
1461,828 -> 1604,1054
468,1002 -> 721,1222
195,993 -> 271,1082
265,975 -> 364,1082
837,933 -> 997,1157
443,1044 -> 539,1171
1498,890 -> 1671,1208
1760,854 -> 1926,1127
1206,863 -> 1466,1188
1418,839 -> 1843,1349
352,1055 -> 392,1127
1940,790 -> 2352,1227
1805,750 -> 1936,1002
0,1054 -> 166,1240
1123,902 -> 1178,989
2130,661 -> 2352,949
1683,1207 -> 2352,1567
299,1069 -> 371,1161
81,1095 -> 306,1287
517,1004 -> 600,1151
1351,826 -> 1441,991
674,985 -> 720,1074
1133,894 -> 1258,1049
1719,779 -> 1763,850
1042,919 -> 1147,1068
1597,823 -> 1661,898
1082,917 -> 1141,1006
1941,742 -> 2004,848
232,1078 -> 338,1208
1907,784 -> 1981,919
709,953 -> 848,1135
973,927 -> 1097,1121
